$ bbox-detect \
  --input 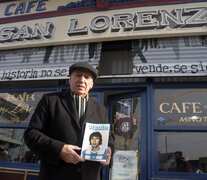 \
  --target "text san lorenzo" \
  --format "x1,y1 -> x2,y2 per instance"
0,7 -> 207,43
